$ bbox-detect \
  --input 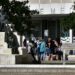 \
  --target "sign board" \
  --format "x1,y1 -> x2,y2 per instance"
30,3 -> 73,14
44,30 -> 48,36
